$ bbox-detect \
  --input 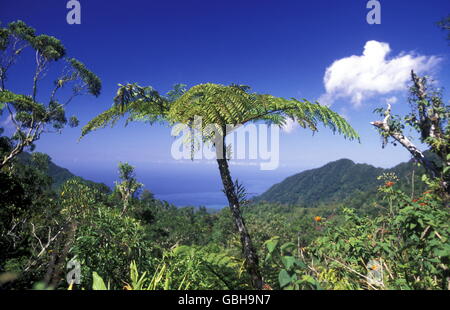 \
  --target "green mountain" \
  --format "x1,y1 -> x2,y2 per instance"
254,158 -> 427,209
17,152 -> 109,191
